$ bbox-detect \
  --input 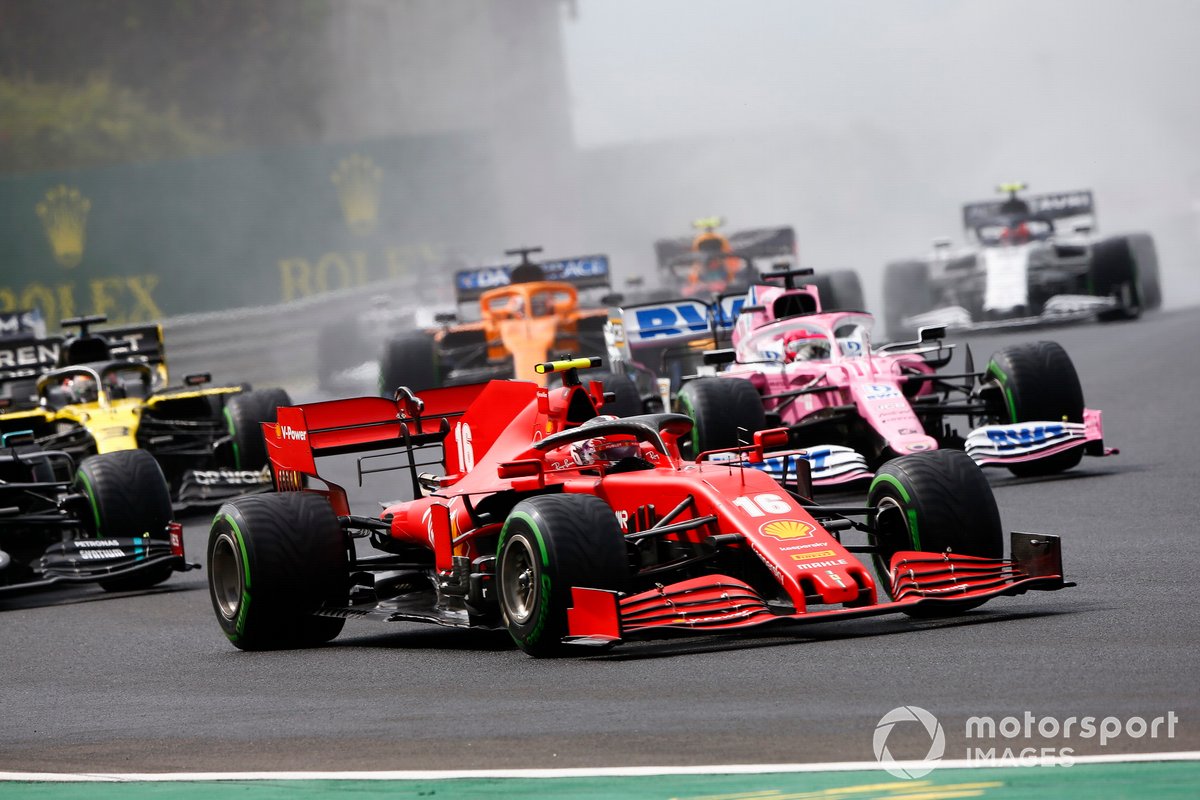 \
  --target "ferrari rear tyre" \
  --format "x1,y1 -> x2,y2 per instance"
985,341 -> 1084,476
869,450 -> 1002,613
224,388 -> 291,471
497,495 -> 629,657
380,332 -> 439,397
811,269 -> 865,312
673,377 -> 765,459
208,493 -> 348,650
883,260 -> 934,340
75,450 -> 174,592
593,371 -> 642,416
